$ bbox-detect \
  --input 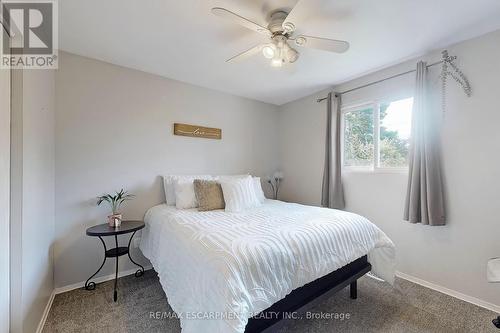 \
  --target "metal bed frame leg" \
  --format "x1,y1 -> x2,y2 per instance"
350,280 -> 357,299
